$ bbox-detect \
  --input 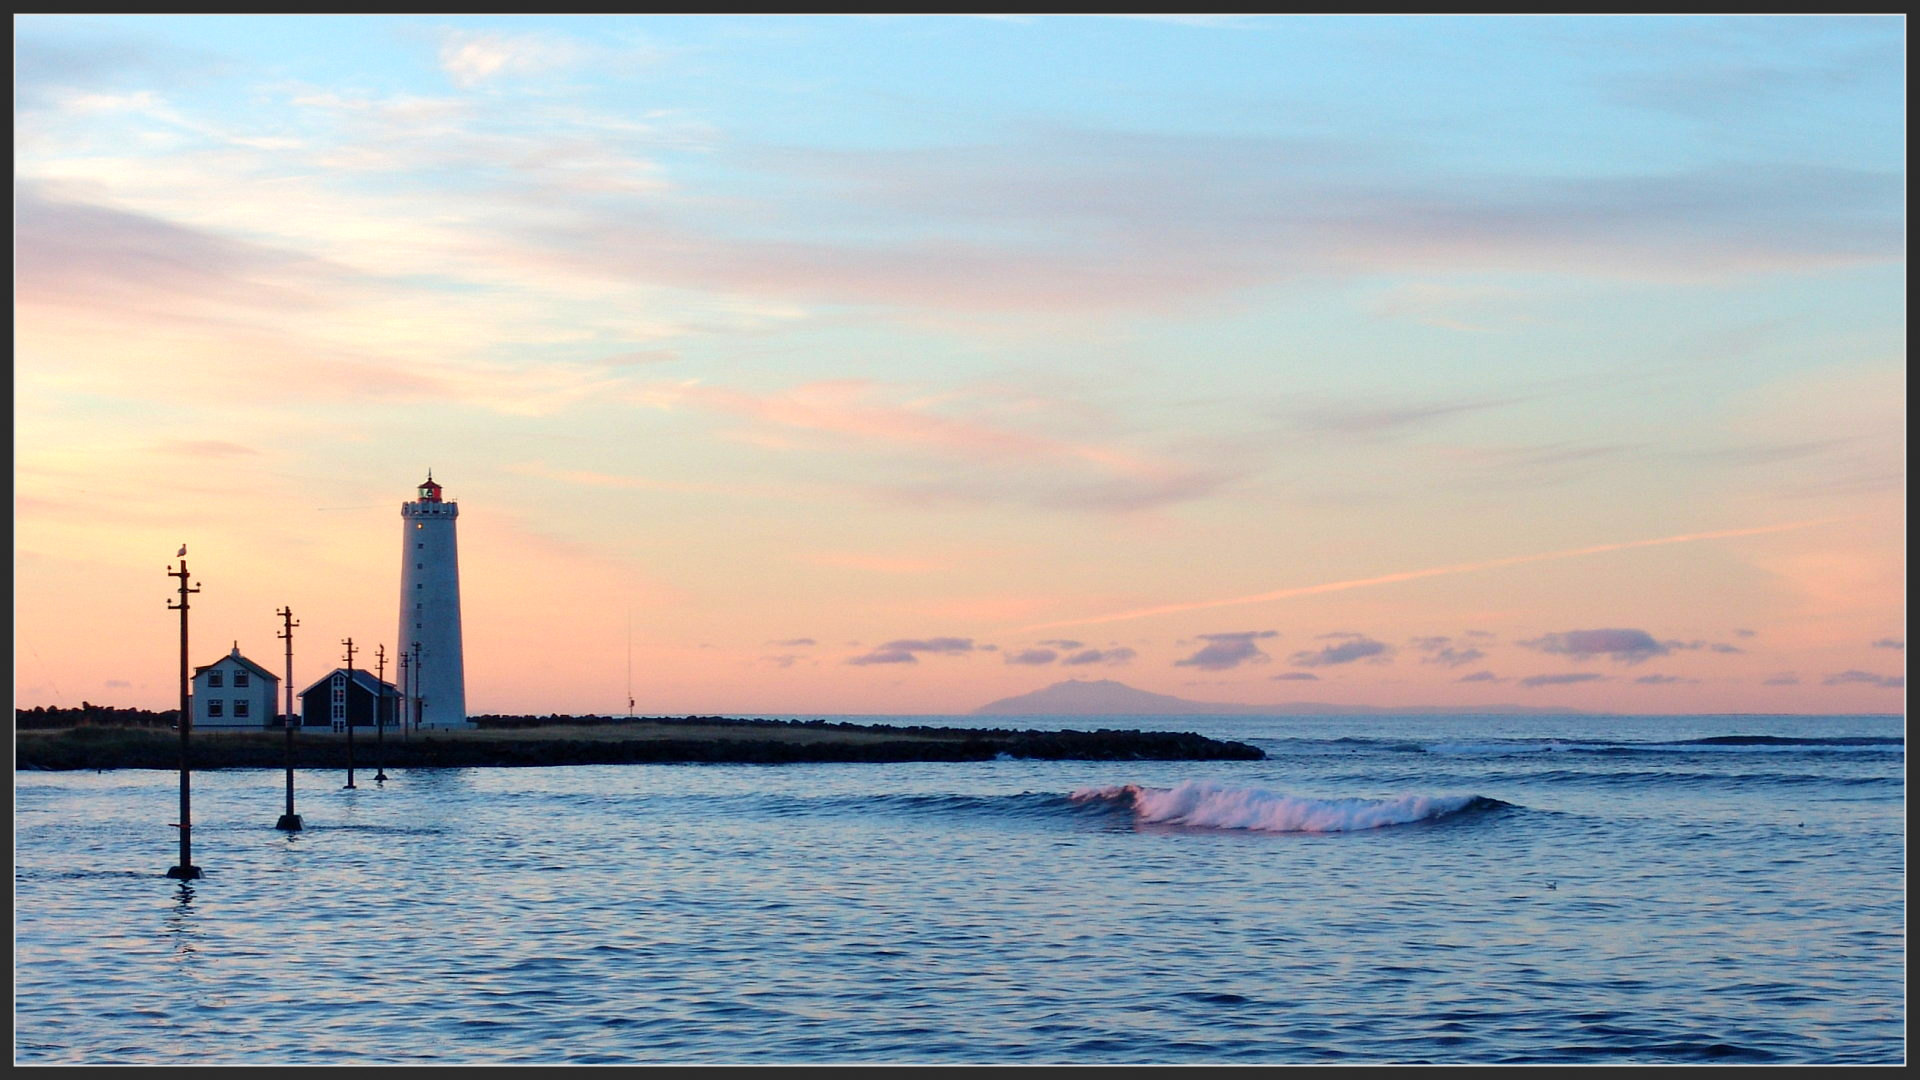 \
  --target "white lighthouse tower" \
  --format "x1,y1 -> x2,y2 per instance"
399,473 -> 471,729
